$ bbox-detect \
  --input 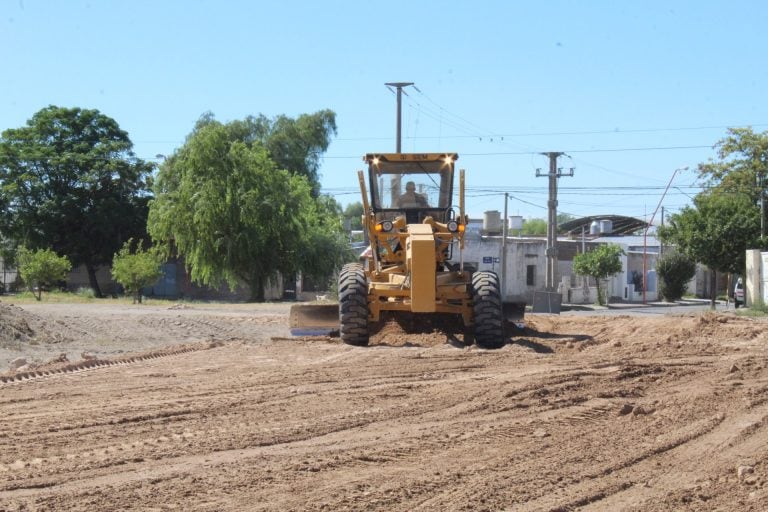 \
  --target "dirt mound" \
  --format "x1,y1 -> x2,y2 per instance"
0,302 -> 72,347
291,311 -> 768,352
370,313 -> 466,347
0,301 -> 291,371
525,312 -> 768,348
